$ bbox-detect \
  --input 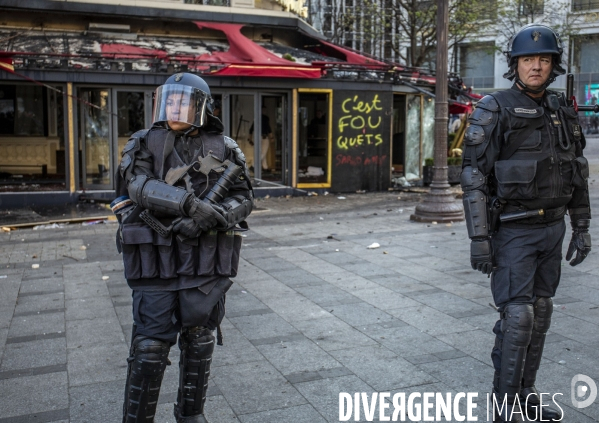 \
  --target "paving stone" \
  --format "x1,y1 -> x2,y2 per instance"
65,296 -> 116,321
295,284 -> 361,307
13,292 -> 65,315
257,338 -> 341,374
388,305 -> 476,336
228,313 -> 300,341
68,379 -> 124,423
212,361 -> 306,415
330,345 -> 436,391
293,375 -> 374,423
268,268 -> 326,287
67,341 -> 128,386
292,317 -> 379,352
66,317 -> 124,348
0,337 -> 66,371
417,356 -> 494,395
211,327 -> 265,368
0,371 -> 68,419
239,403 -> 327,423
8,311 -> 65,338
351,287 -> 422,311
330,302 -> 394,327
